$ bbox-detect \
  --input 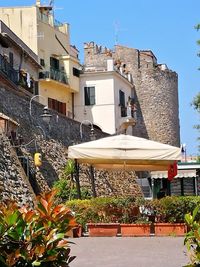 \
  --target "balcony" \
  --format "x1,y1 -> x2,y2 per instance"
39,68 -> 68,85
0,53 -> 18,84
18,70 -> 38,95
